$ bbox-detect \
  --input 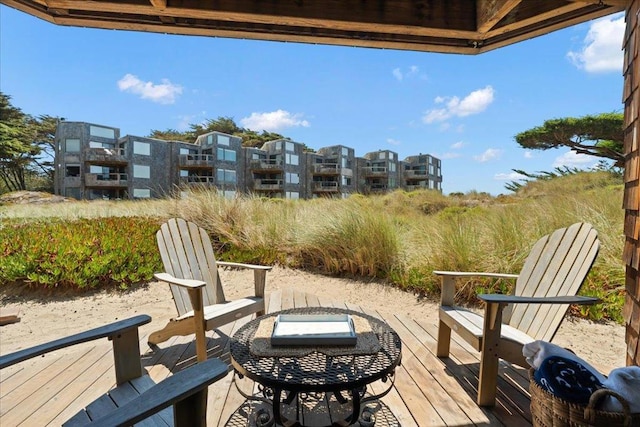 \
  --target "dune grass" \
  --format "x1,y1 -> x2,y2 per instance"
0,171 -> 625,322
